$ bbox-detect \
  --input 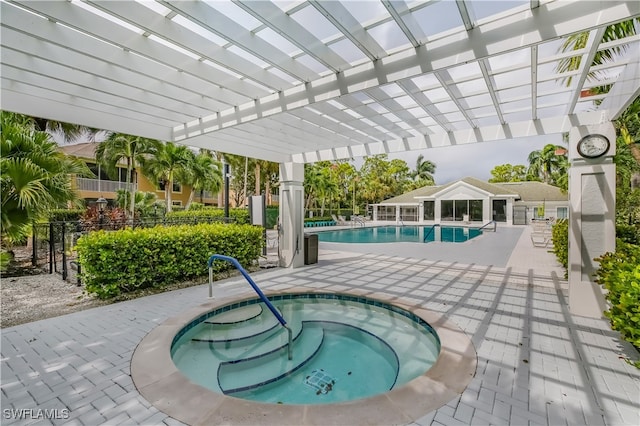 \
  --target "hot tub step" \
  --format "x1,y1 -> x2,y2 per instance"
205,304 -> 263,325
218,323 -> 324,394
